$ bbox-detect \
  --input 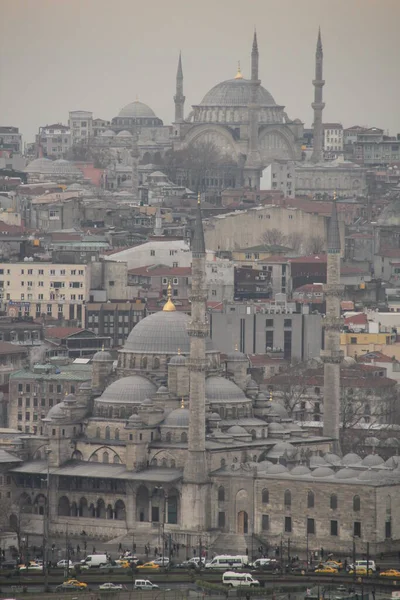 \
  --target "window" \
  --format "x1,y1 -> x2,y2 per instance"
105,426 -> 110,439
284,318 -> 292,328
353,495 -> 360,512
262,514 -> 269,531
307,490 -> 315,508
218,486 -> 225,502
330,494 -> 338,510
307,518 -> 315,535
350,337 -> 357,344
218,512 -> 226,528
284,516 -> 292,533
47,304 -> 52,315
265,319 -> 273,327
150,250 -> 155,256
284,489 -> 291,507
262,489 -> 269,504
354,521 -> 361,537
330,520 -> 338,536
266,330 -> 274,349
